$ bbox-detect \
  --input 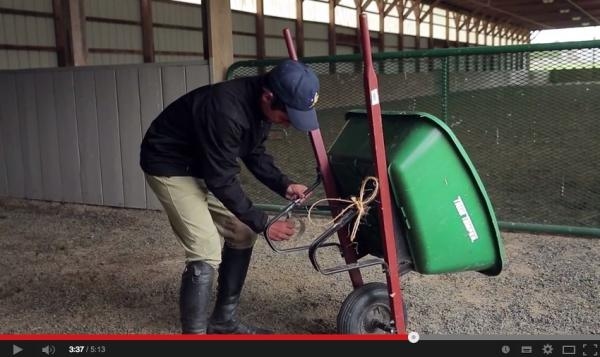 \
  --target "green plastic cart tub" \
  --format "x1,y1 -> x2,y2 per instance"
328,110 -> 506,276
